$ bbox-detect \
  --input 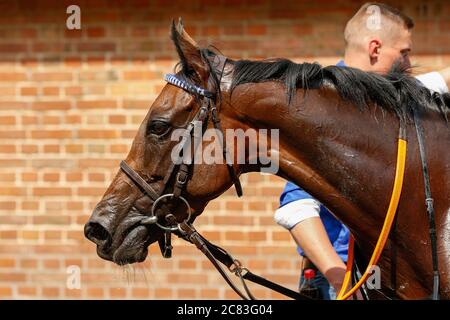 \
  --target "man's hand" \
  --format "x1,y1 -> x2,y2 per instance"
290,218 -> 362,299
